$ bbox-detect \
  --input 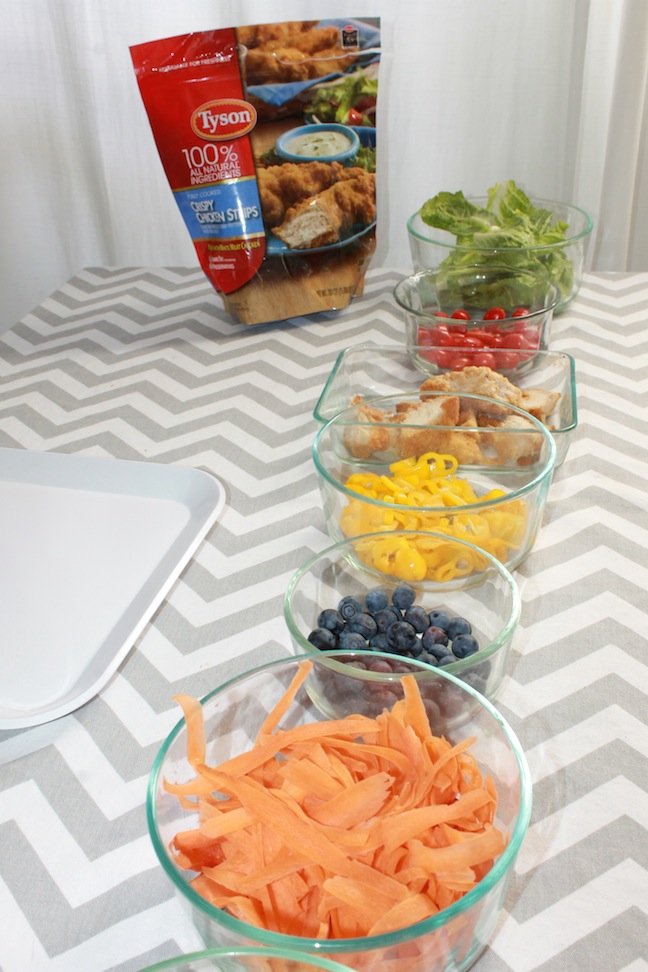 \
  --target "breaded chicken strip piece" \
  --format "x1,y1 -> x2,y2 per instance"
394,397 -> 484,463
342,400 -> 394,459
420,366 -> 522,419
519,387 -> 560,425
273,172 -> 376,249
236,22 -> 319,49
244,43 -> 354,84
257,162 -> 367,228
479,414 -> 544,467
